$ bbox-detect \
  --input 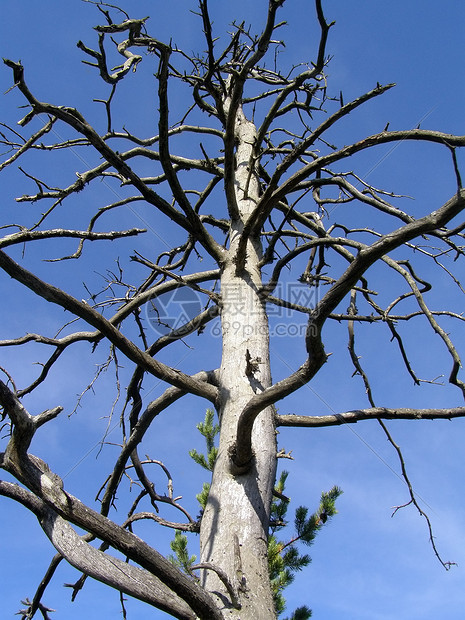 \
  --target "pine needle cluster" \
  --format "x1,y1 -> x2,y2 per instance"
169,410 -> 342,618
